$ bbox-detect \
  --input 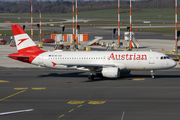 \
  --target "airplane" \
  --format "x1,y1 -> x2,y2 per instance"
9,25 -> 177,80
